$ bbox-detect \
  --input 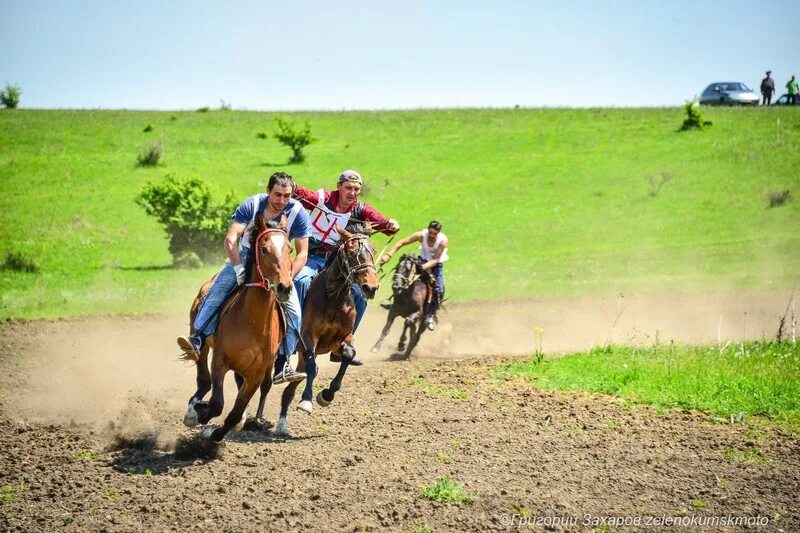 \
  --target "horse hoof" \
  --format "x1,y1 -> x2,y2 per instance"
297,400 -> 313,414
183,405 -> 200,428
274,418 -> 290,437
200,426 -> 217,440
316,391 -> 331,407
242,417 -> 273,432
370,346 -> 379,353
